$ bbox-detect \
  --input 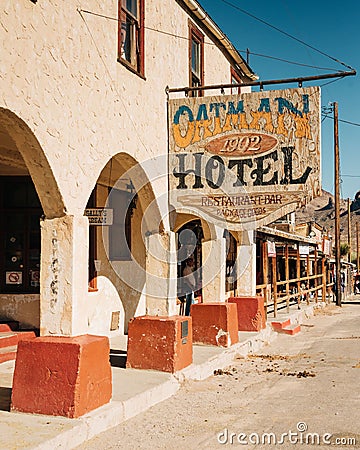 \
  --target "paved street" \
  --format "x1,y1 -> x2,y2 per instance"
76,303 -> 360,449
